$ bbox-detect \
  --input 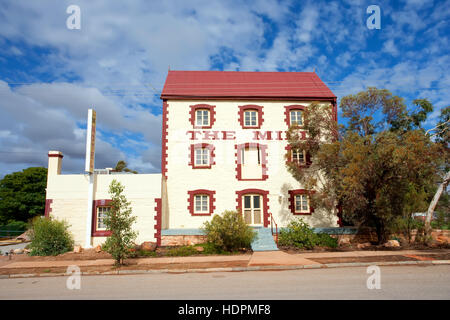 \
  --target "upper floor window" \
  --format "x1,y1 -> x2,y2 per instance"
290,110 -> 303,126
189,143 -> 215,169
244,110 -> 258,127
238,105 -> 264,129
292,148 -> 306,164
189,104 -> 216,129
196,109 -> 209,127
195,147 -> 209,167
